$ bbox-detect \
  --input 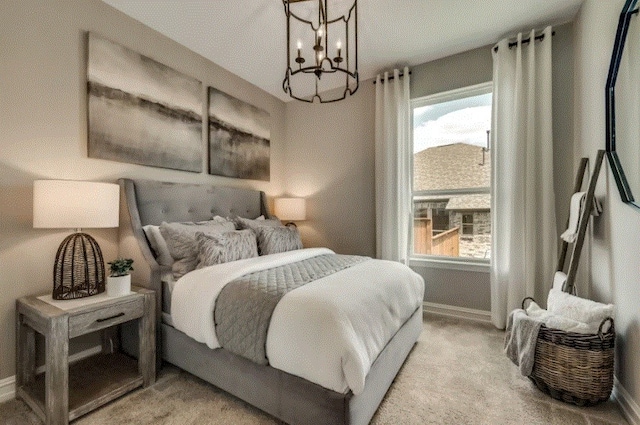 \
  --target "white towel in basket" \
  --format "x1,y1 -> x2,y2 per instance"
526,299 -> 599,334
547,288 -> 614,326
